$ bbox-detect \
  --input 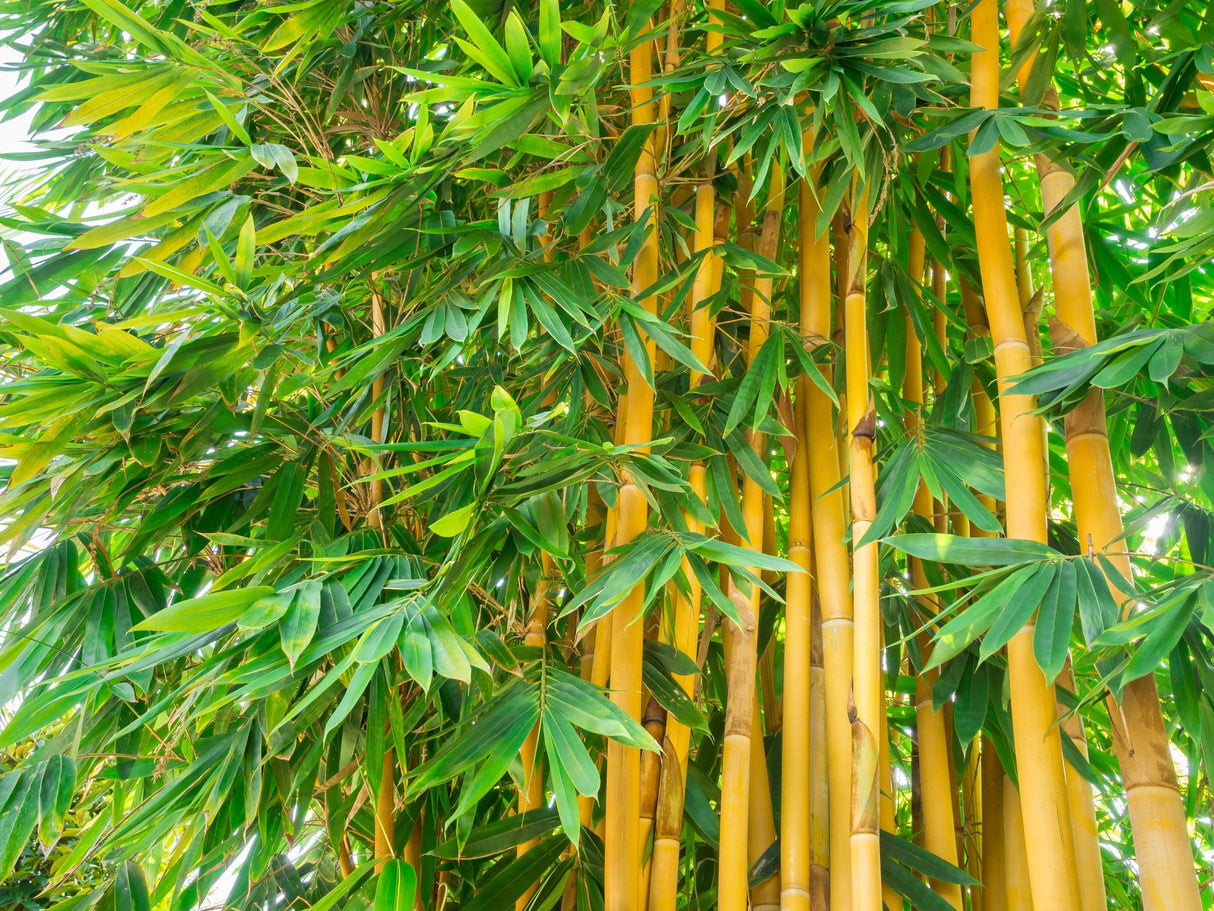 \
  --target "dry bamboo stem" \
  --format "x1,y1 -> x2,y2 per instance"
1003,2 -> 1202,906
604,22 -> 660,911
968,4 -> 1083,907
800,171 -> 853,911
